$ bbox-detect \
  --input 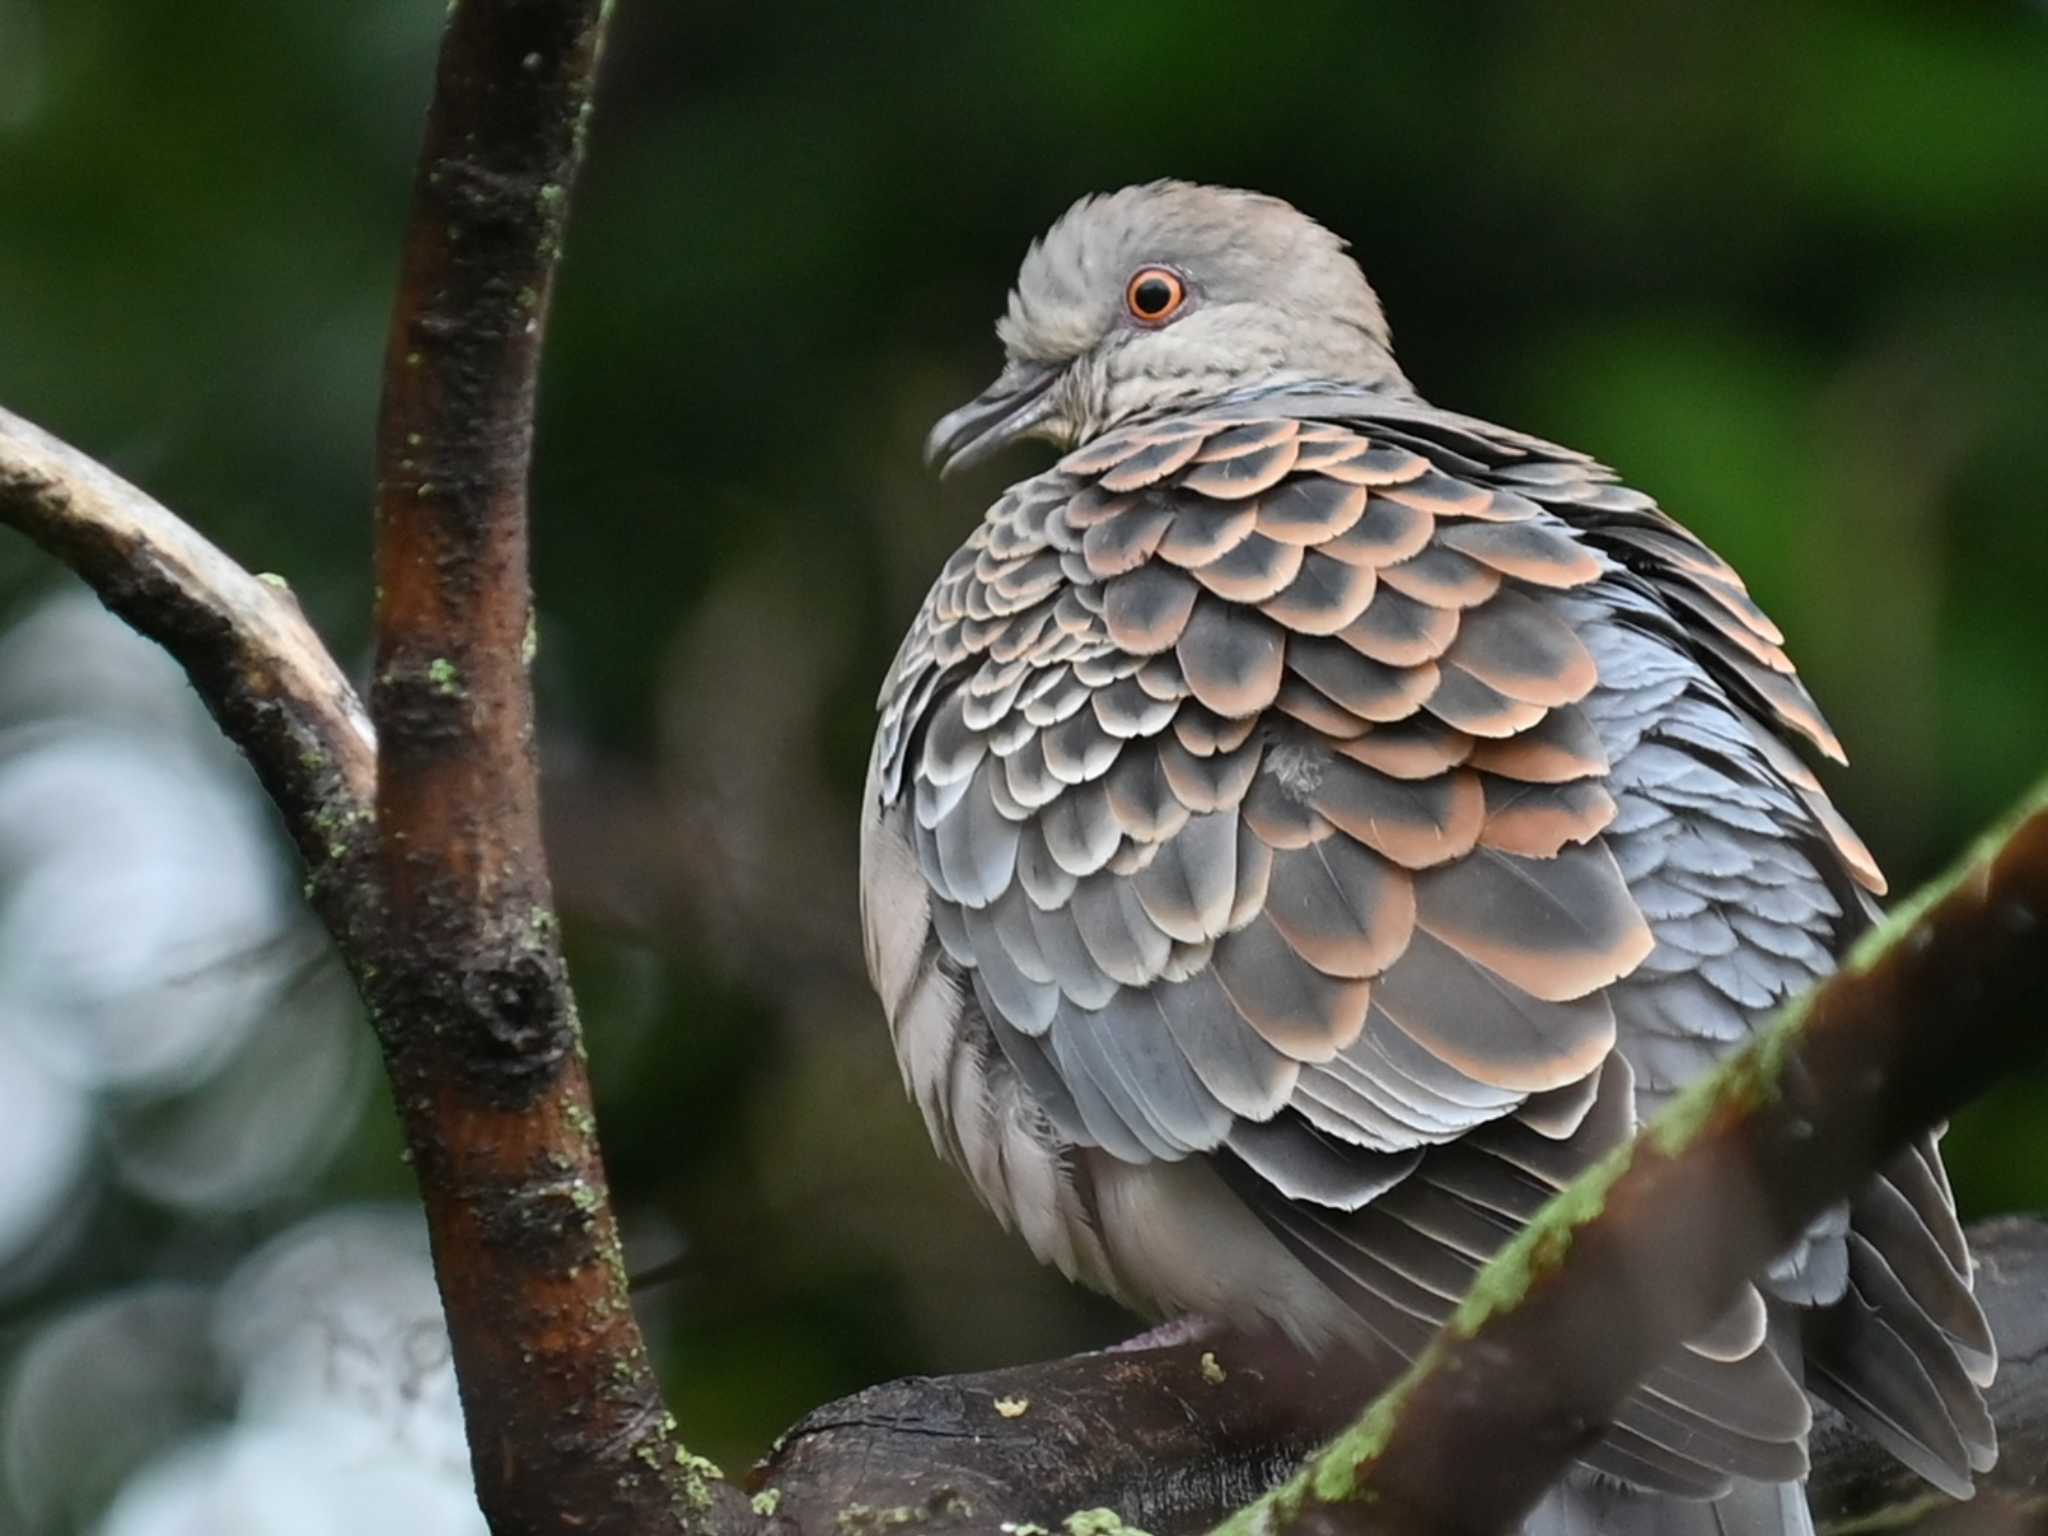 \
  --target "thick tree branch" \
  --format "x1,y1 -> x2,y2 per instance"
1209,777 -> 2048,1536
743,1216 -> 2048,1536
361,1 -> 743,1532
